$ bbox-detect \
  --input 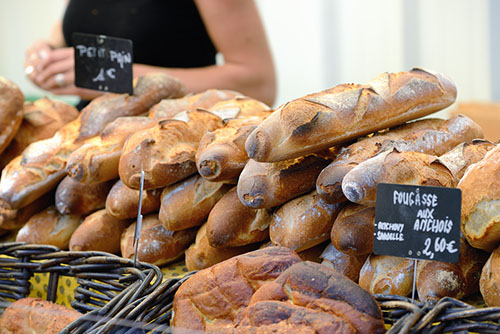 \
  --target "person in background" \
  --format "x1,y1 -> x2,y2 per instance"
24,0 -> 276,109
